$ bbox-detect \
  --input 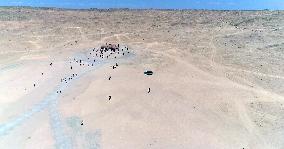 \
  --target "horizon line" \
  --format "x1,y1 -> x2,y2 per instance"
0,5 -> 282,11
